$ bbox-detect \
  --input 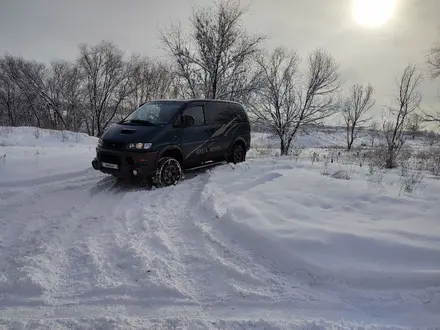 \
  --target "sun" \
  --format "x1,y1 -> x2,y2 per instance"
352,0 -> 396,28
